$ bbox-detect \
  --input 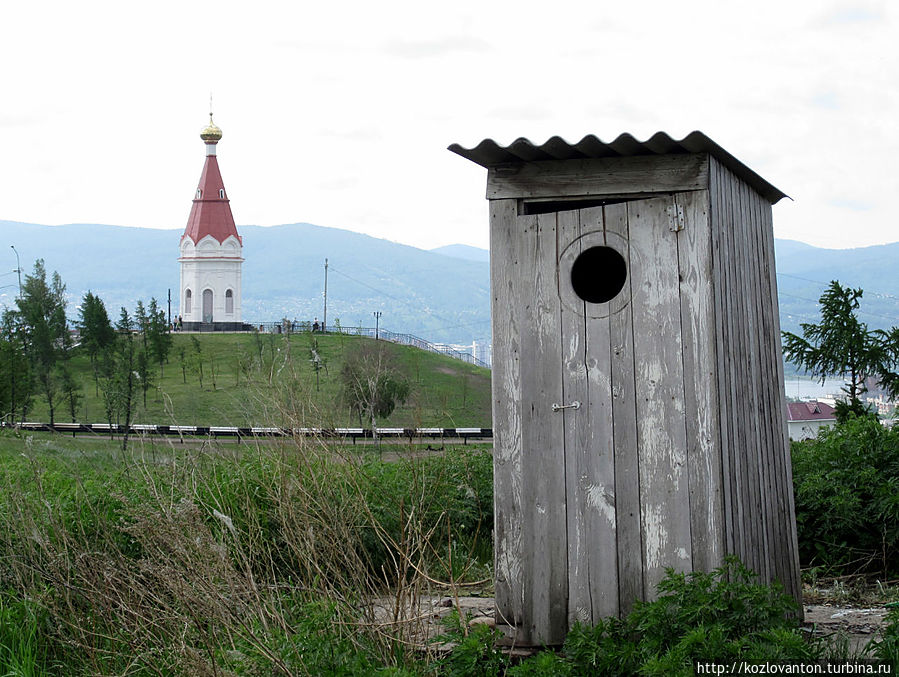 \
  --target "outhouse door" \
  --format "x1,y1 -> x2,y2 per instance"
492,191 -> 721,645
